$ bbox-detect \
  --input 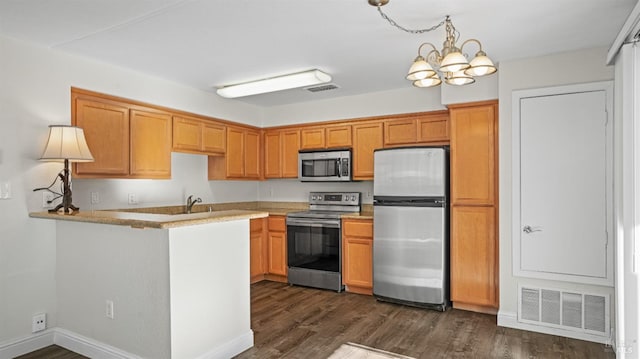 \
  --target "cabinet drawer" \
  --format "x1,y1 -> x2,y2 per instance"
343,219 -> 373,238
268,216 -> 286,232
